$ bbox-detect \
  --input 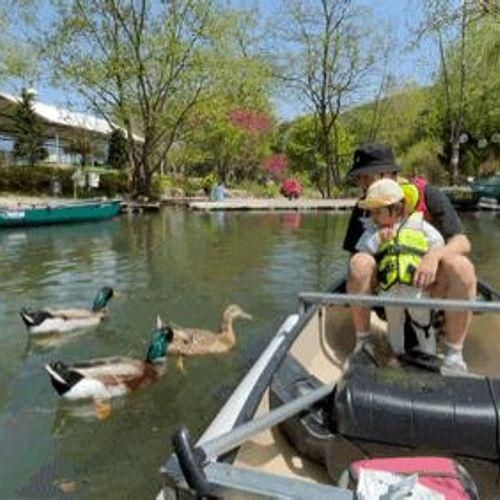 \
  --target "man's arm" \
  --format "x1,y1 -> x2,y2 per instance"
436,233 -> 470,256
414,232 -> 471,289
412,184 -> 472,288
343,205 -> 366,253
